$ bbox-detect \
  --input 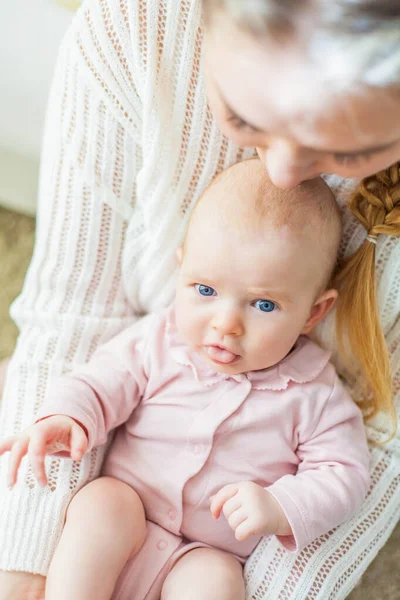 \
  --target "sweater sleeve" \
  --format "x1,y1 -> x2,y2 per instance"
36,317 -> 152,452
267,375 -> 371,553
0,0 -> 144,574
